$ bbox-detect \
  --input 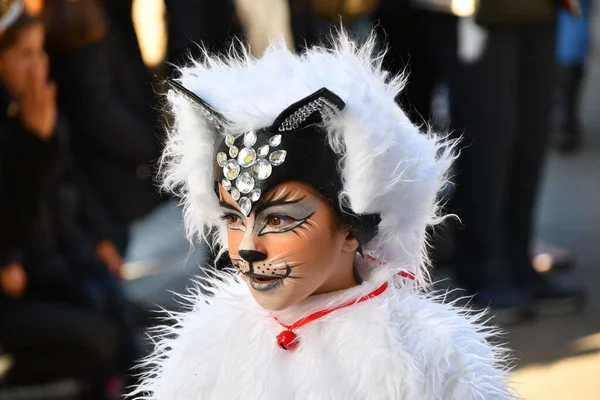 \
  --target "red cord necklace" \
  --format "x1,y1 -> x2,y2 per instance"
273,263 -> 415,350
